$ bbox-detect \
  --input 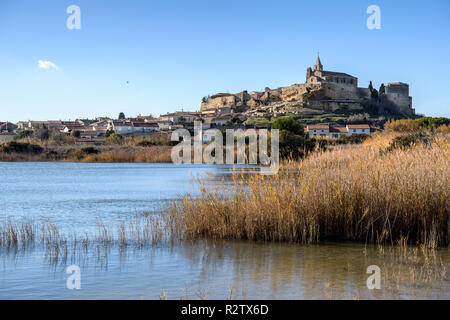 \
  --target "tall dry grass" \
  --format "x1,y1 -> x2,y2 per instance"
82,146 -> 173,163
166,132 -> 449,247
0,144 -> 173,163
